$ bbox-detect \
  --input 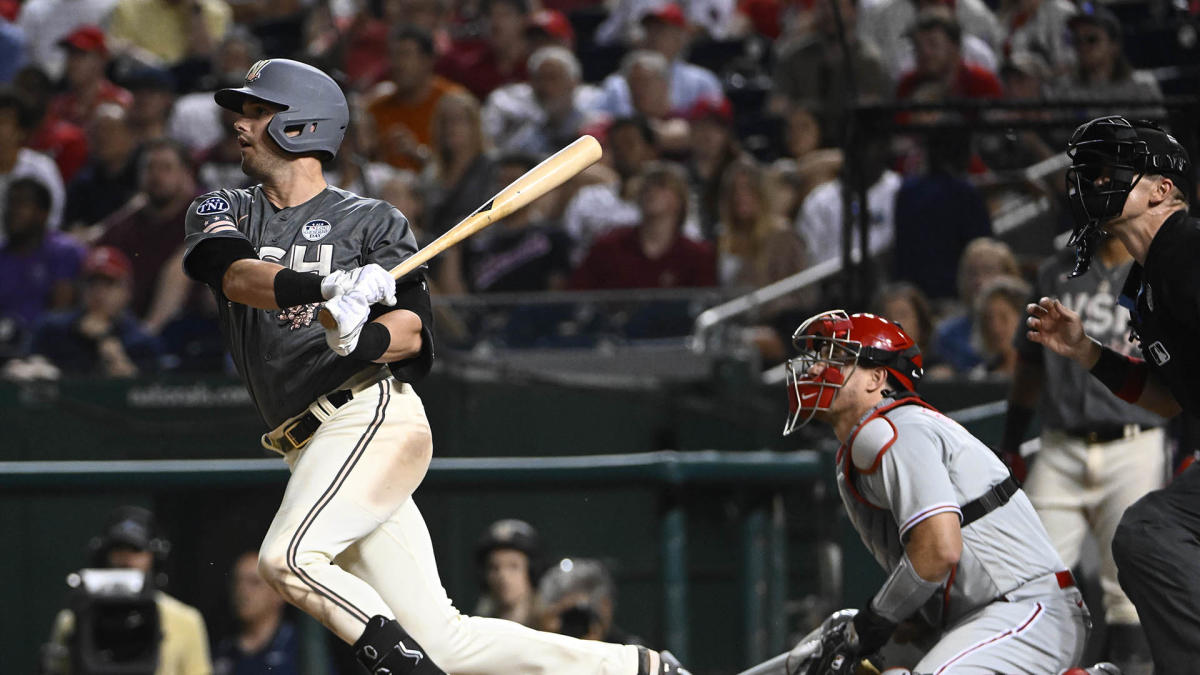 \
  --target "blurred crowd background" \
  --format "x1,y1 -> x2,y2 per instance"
3,0 -> 1200,672
0,0 -> 1196,381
